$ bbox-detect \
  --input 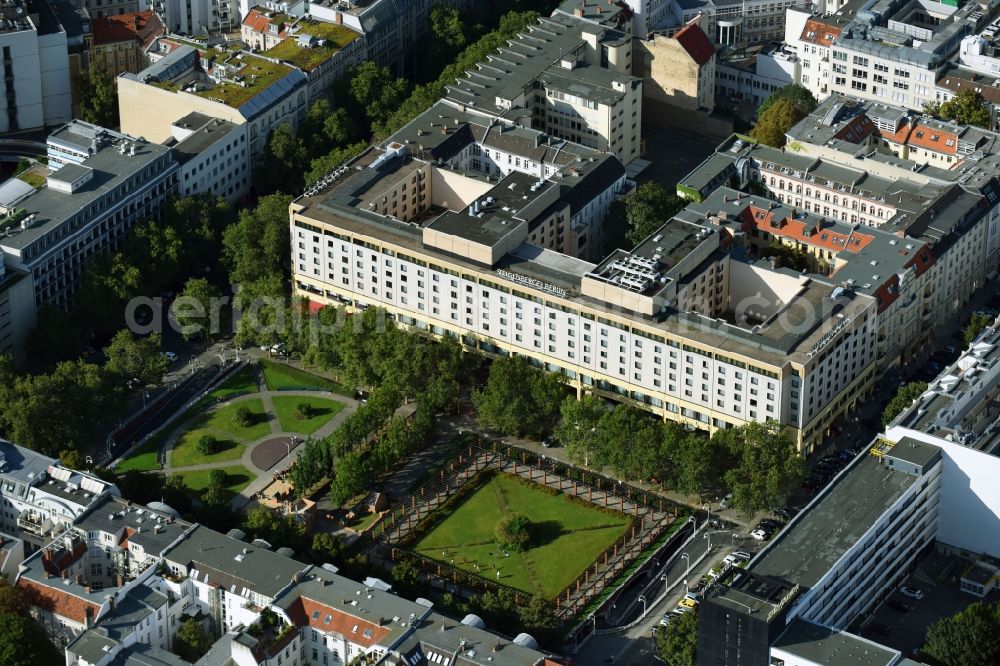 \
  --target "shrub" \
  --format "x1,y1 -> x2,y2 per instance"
294,402 -> 313,420
233,406 -> 254,428
197,434 -> 217,456
494,512 -> 531,552
208,469 -> 227,490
